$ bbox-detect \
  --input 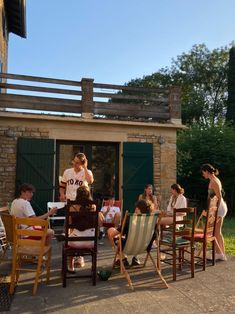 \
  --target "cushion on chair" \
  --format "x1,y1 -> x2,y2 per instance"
162,236 -> 190,245
183,233 -> 204,240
